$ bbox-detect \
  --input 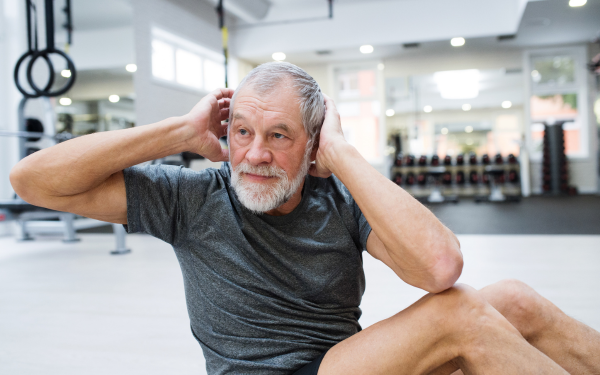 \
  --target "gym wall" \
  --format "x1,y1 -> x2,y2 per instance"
131,0 -> 227,127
